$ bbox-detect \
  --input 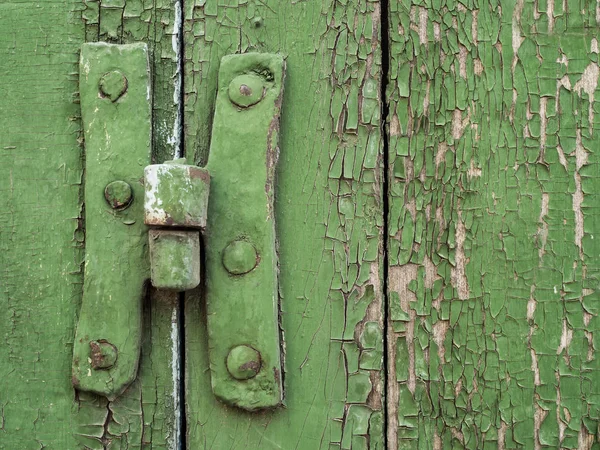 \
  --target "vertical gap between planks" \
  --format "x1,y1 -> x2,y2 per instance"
174,0 -> 186,449
380,0 -> 391,447
174,0 -> 184,161
177,294 -> 186,450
